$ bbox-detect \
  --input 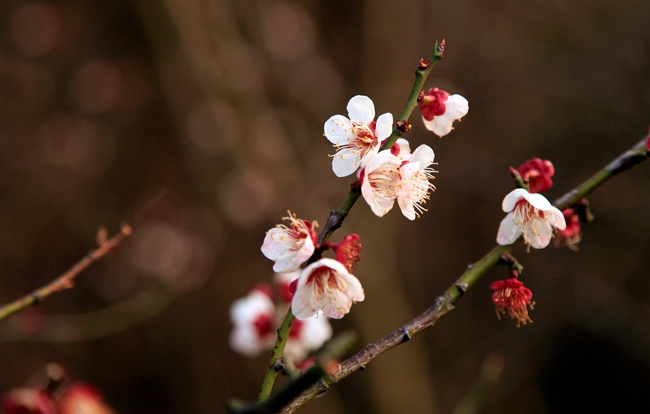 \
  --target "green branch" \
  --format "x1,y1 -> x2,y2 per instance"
280,135 -> 649,413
